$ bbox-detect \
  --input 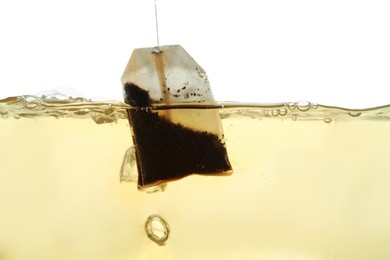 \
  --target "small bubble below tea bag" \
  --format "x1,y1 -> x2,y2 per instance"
145,215 -> 170,246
